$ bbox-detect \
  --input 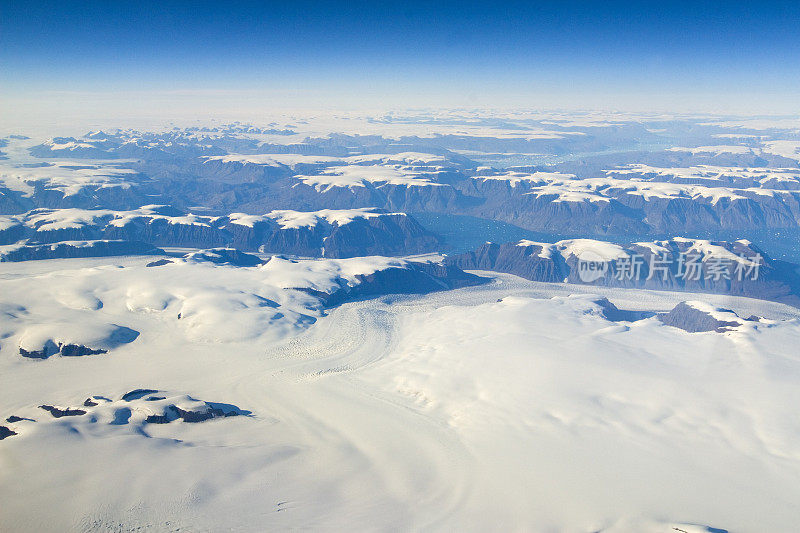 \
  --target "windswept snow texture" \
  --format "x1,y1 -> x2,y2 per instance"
3,112 -> 800,532
1,258 -> 799,532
